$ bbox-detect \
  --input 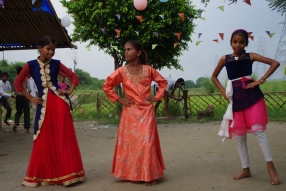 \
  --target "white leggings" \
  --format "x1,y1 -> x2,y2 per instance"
235,129 -> 273,168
